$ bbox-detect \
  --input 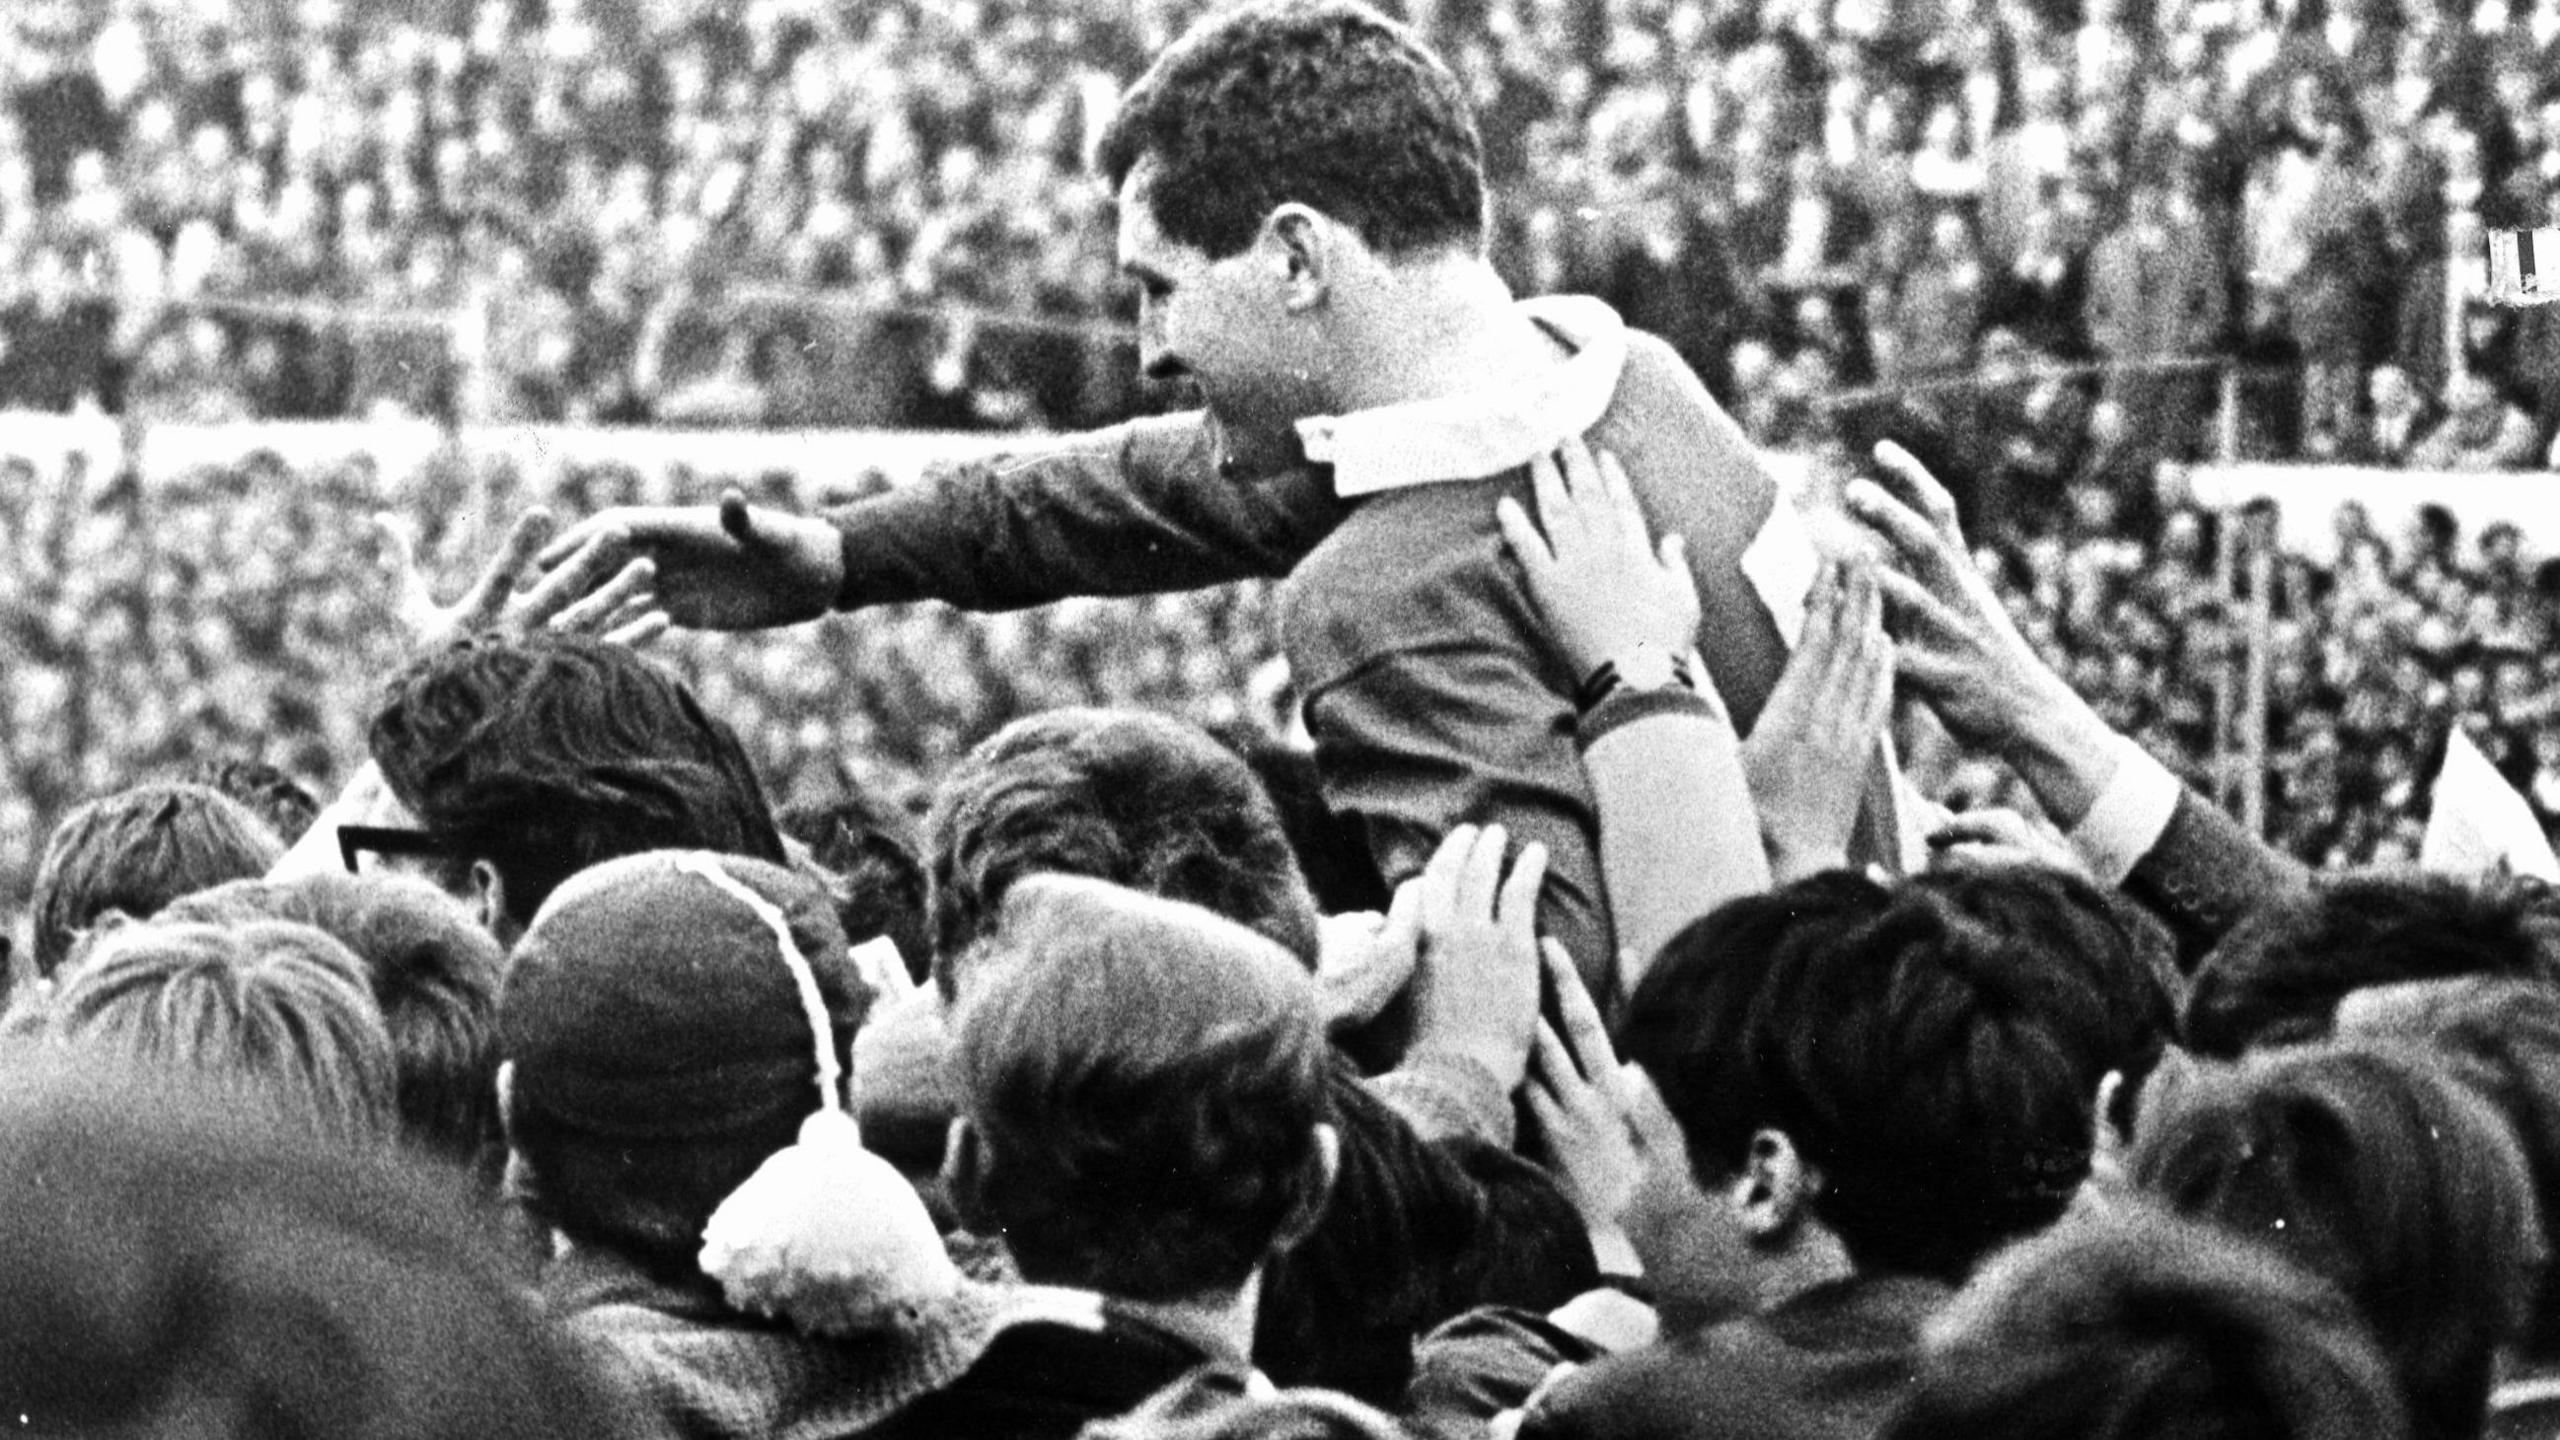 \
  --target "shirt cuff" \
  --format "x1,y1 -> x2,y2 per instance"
1574,686 -> 1723,751
2067,736 -> 2182,886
